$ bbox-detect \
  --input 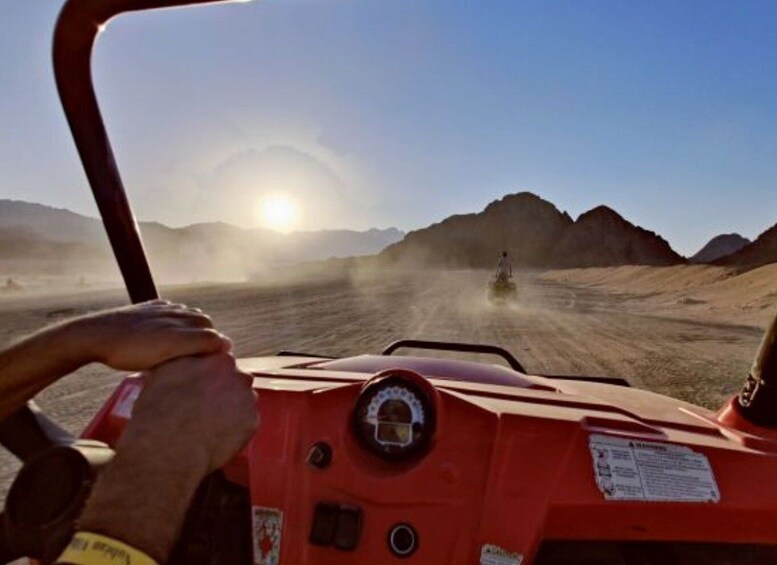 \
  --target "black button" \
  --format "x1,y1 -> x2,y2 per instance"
306,442 -> 332,469
309,503 -> 339,546
333,506 -> 362,551
388,523 -> 418,558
